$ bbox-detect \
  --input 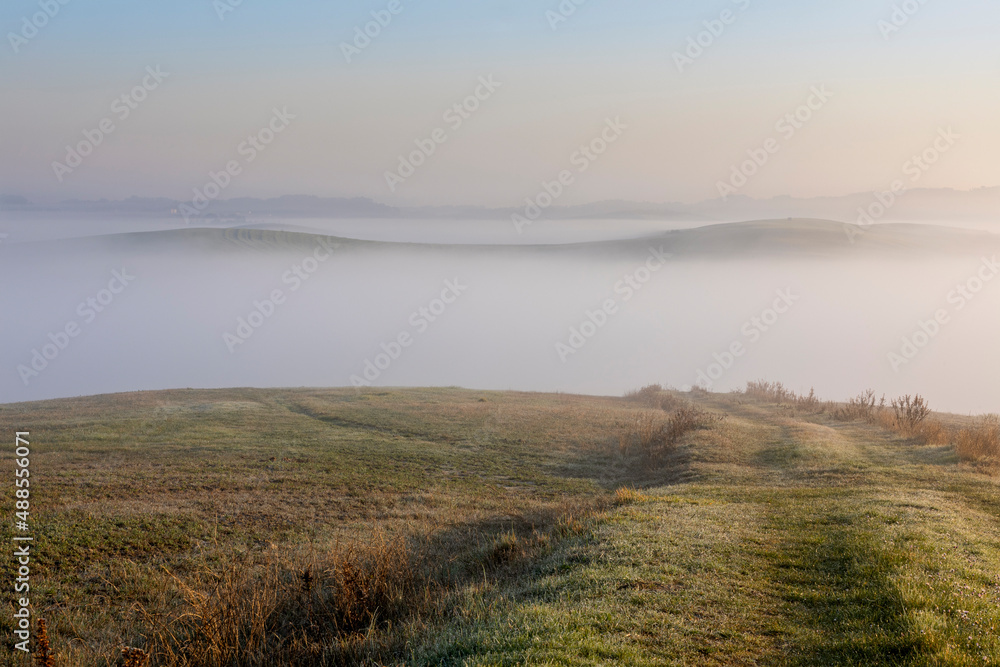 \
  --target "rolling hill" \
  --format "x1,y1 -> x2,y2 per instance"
1,386 -> 999,665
